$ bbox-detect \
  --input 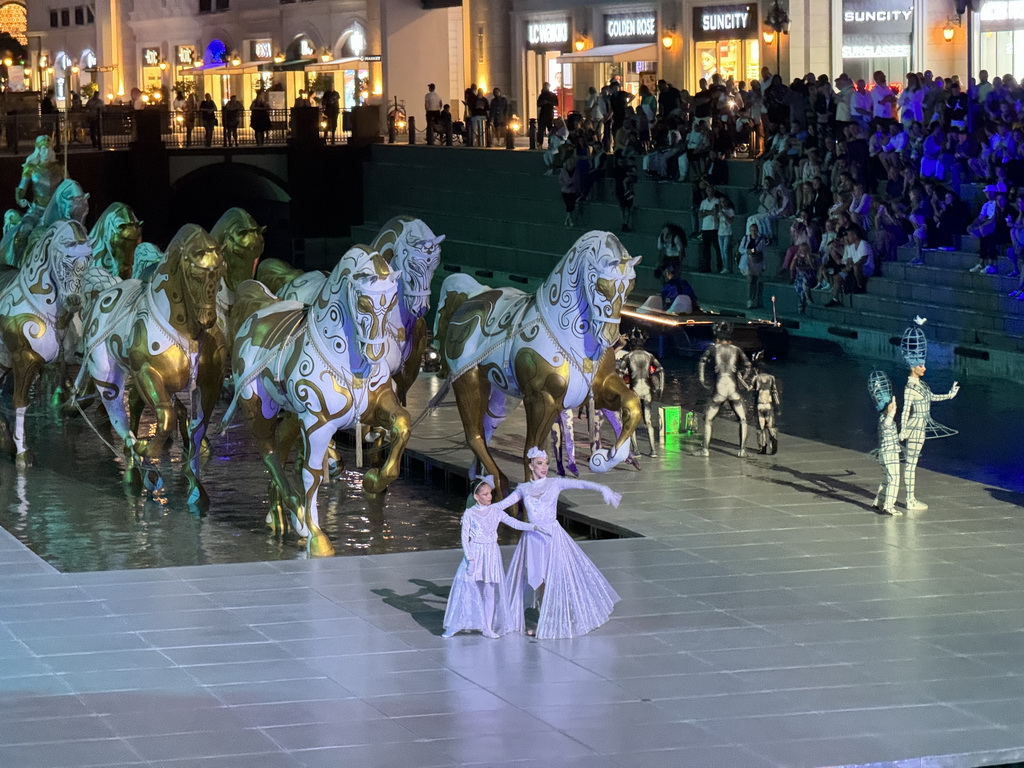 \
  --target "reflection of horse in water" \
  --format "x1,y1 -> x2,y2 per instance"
223,245 -> 409,557
0,221 -> 91,467
77,224 -> 227,508
433,230 -> 641,495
